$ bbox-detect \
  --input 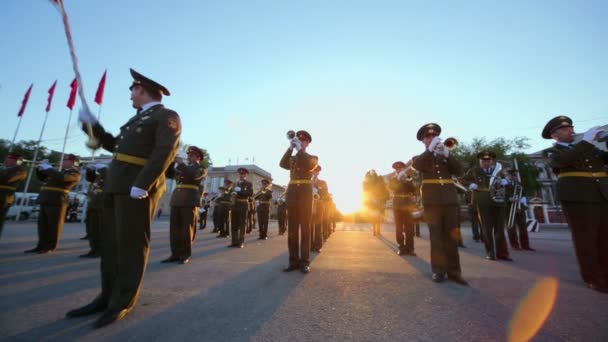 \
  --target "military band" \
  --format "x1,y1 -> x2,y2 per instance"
0,153 -> 27,239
